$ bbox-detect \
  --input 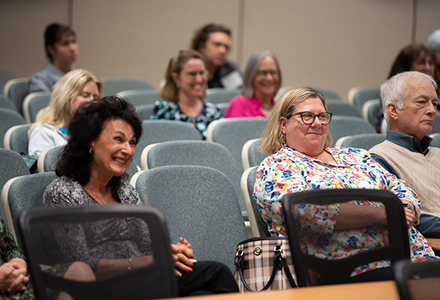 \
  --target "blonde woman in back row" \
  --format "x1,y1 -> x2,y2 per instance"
28,69 -> 102,156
